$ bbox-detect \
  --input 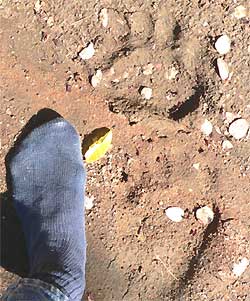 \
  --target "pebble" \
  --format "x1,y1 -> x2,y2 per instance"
195,206 -> 214,225
99,8 -> 108,28
47,16 -> 54,27
234,5 -> 247,19
143,63 -> 154,75
217,58 -> 229,80
91,69 -> 102,87
165,66 -> 179,80
85,195 -> 94,210
6,108 -> 12,115
79,42 -> 95,60
222,140 -> 233,150
34,0 -> 42,14
193,163 -> 200,170
201,119 -> 213,136
165,207 -> 184,223
233,258 -> 249,277
140,87 -> 152,100
229,118 -> 249,140
215,35 -> 231,55
215,125 -> 222,135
